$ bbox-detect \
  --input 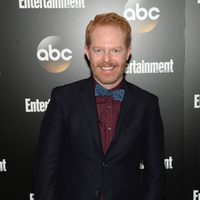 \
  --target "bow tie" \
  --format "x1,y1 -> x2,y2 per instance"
94,84 -> 125,102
